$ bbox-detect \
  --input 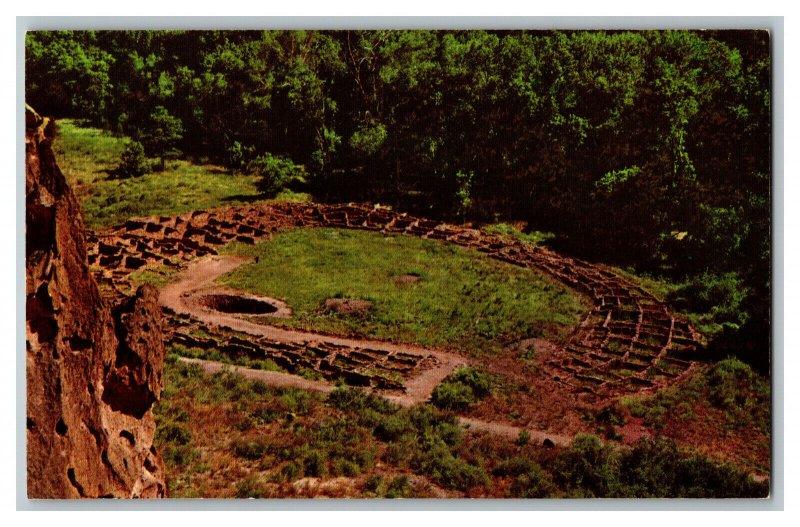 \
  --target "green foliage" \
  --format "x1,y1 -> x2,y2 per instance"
29,29 -> 770,368
553,435 -> 768,498
156,422 -> 192,446
553,434 -> 618,497
137,106 -> 184,169
157,358 -> 768,498
666,272 -> 748,337
235,476 -> 264,498
595,166 -> 641,194
349,119 -> 388,156
706,358 -> 770,423
622,358 -> 769,435
231,438 -> 270,461
484,223 -> 555,246
417,449 -> 489,492
431,367 -> 493,410
249,153 -> 306,197
114,140 -> 150,178
52,119 -> 261,229
493,456 -> 556,498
